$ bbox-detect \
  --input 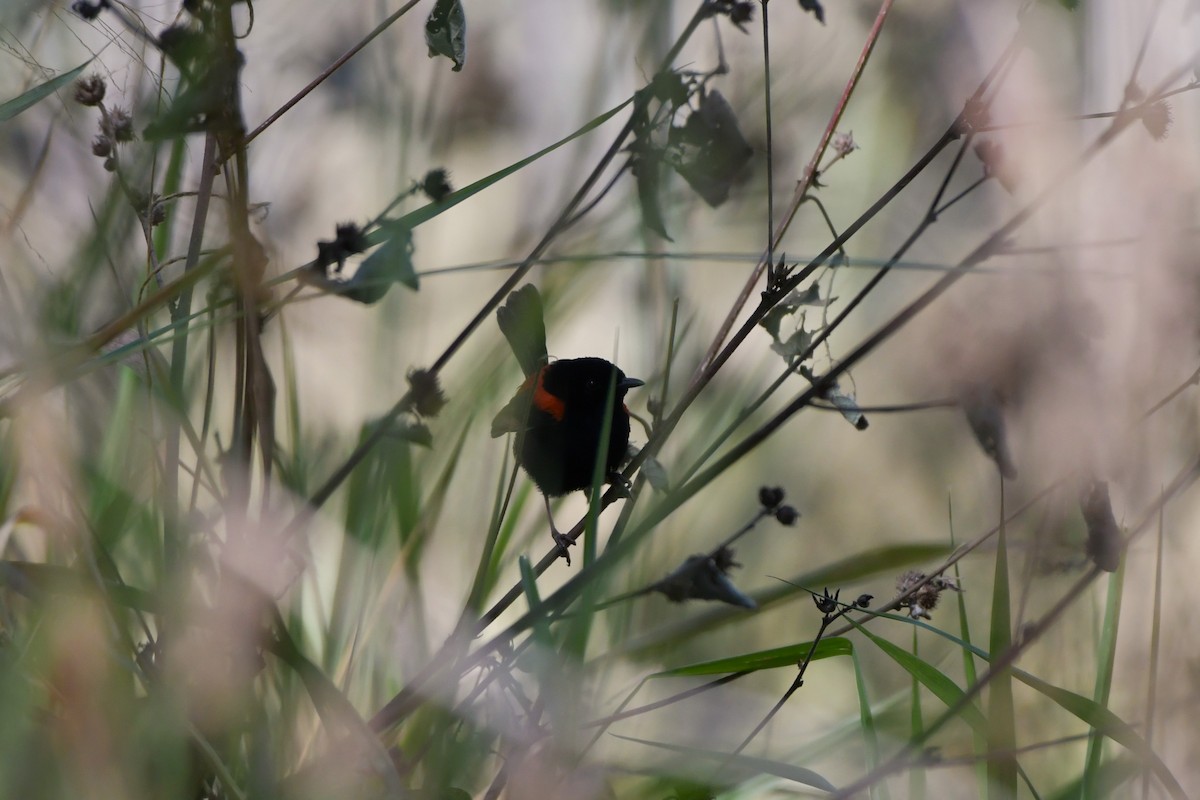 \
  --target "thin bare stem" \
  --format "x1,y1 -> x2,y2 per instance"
761,0 -> 775,269
164,131 -> 217,571
241,0 -> 423,148
695,0 -> 896,379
